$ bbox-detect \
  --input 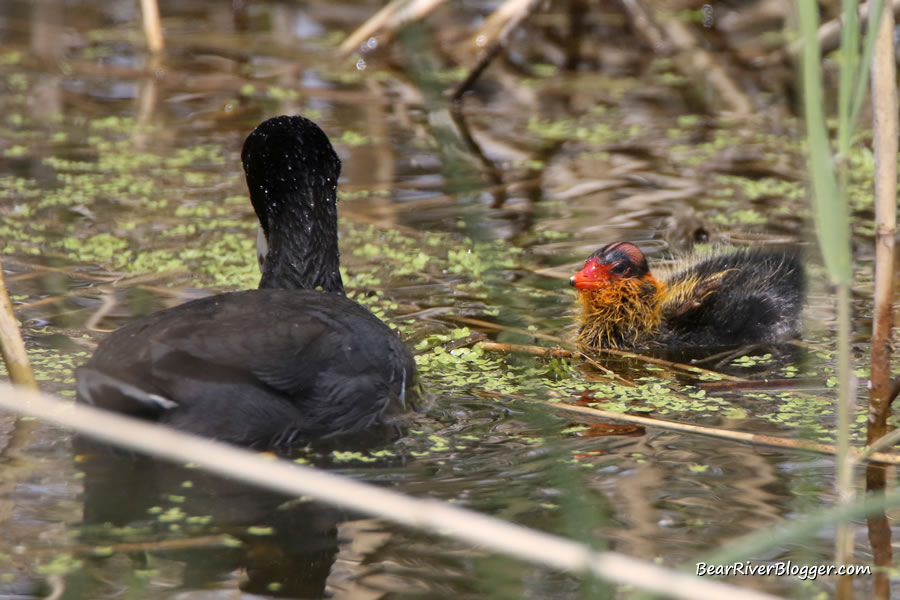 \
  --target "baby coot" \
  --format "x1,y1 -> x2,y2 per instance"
76,116 -> 419,448
571,242 -> 805,351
